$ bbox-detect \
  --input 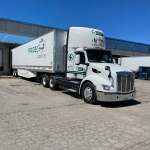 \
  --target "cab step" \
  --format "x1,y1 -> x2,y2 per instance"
59,85 -> 78,93
69,81 -> 81,84
68,89 -> 78,93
